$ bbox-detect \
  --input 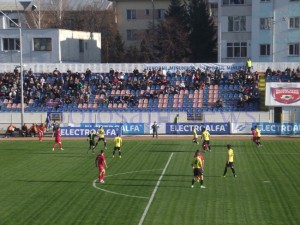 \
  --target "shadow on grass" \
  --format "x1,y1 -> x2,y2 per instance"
15,179 -> 89,183
149,150 -> 194,153
151,143 -> 181,145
